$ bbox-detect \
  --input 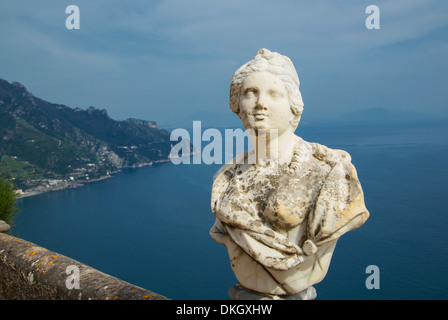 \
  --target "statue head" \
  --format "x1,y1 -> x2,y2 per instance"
229,48 -> 304,130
